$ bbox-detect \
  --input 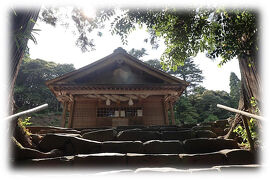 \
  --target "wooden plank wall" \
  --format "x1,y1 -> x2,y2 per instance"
72,100 -> 97,128
142,96 -> 165,125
